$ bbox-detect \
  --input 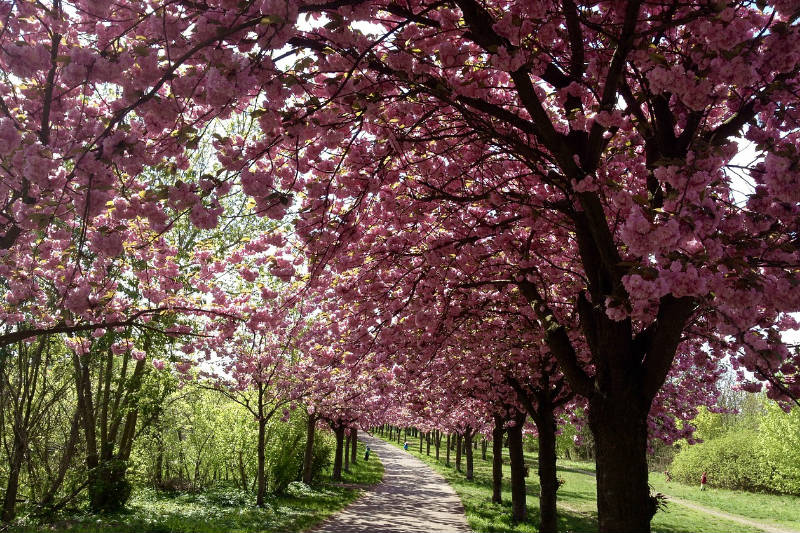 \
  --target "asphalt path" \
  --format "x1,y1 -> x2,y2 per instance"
310,434 -> 472,533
